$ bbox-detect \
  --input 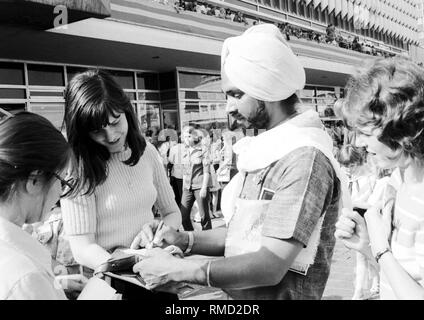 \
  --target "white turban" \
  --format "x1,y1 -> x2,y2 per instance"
221,24 -> 306,102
